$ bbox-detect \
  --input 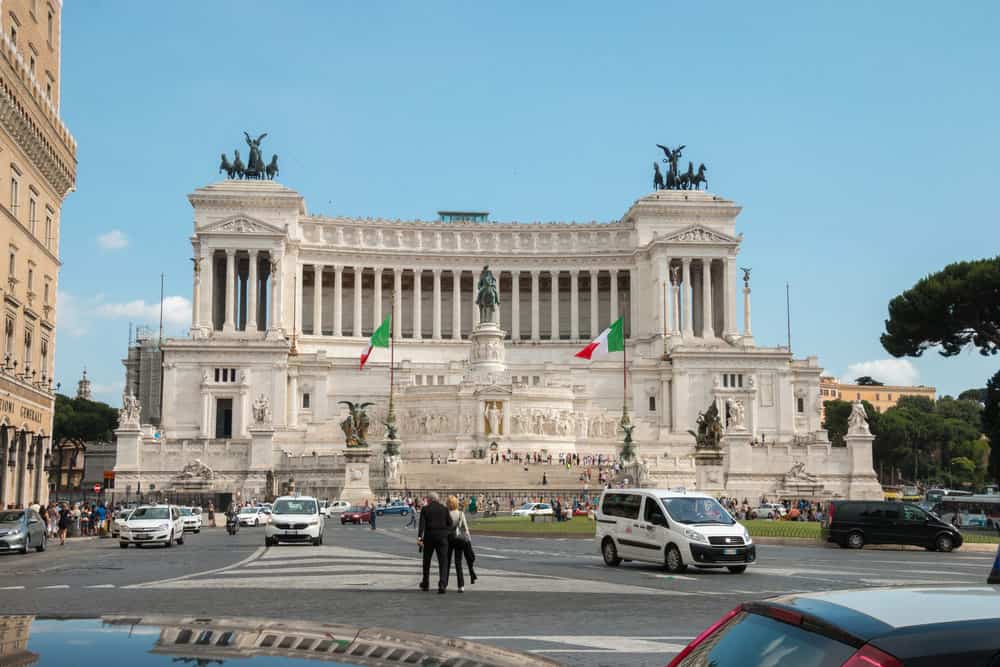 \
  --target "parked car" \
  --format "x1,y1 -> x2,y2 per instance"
667,586 -> 1000,666
323,500 -> 351,516
511,502 -> 554,517
119,505 -> 185,548
0,508 -> 46,554
178,507 -> 202,533
265,495 -> 324,546
340,507 -> 372,524
237,506 -> 268,526
596,488 -> 754,574
111,509 -> 134,538
752,503 -> 787,520
375,500 -> 411,516
822,500 -> 963,551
